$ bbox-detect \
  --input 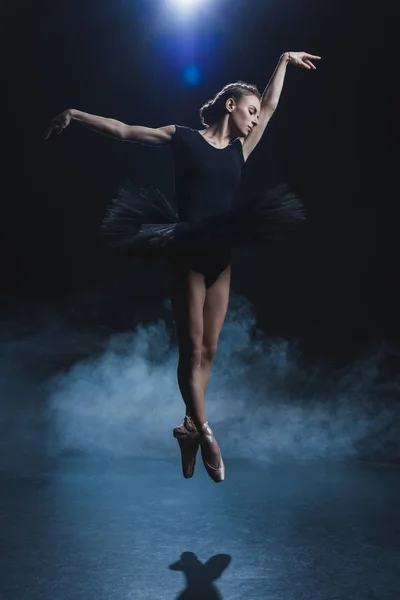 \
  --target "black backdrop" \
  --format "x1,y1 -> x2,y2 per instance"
1,0 -> 397,363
